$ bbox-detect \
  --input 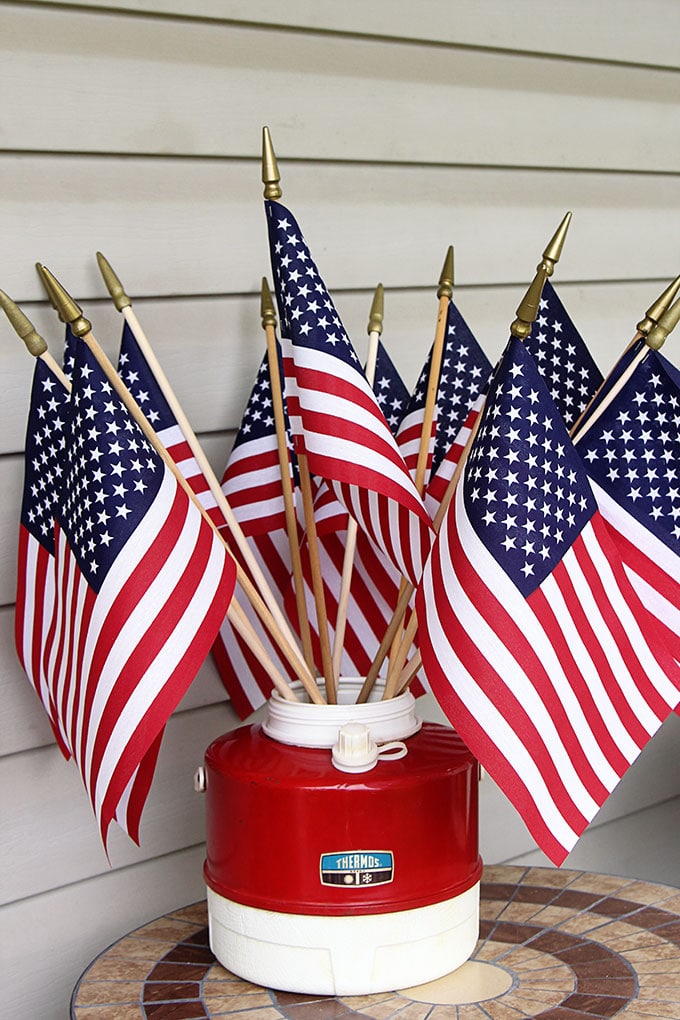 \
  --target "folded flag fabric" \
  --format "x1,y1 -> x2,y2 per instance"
397,300 -> 491,489
217,351 -> 298,718
43,340 -> 236,842
16,356 -> 72,756
576,346 -> 680,664
422,303 -> 492,517
266,199 -> 433,587
416,335 -> 680,865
